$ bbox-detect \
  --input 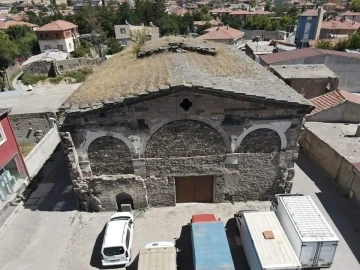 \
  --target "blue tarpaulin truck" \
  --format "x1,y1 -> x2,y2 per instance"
191,214 -> 235,270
